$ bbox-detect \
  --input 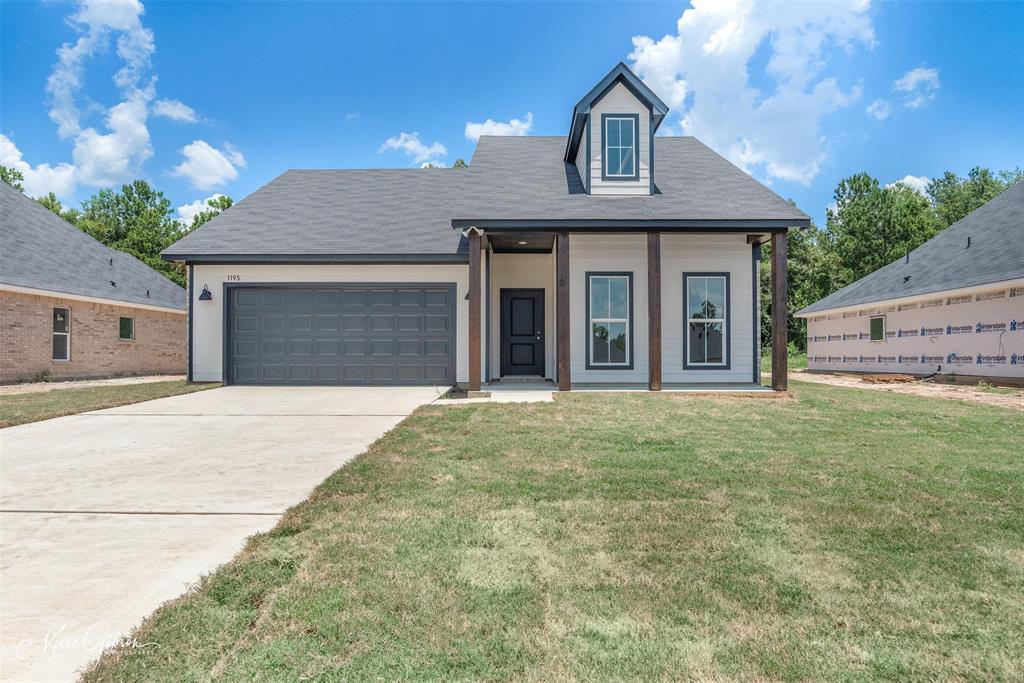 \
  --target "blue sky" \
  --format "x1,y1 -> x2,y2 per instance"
2,0 -> 1022,227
